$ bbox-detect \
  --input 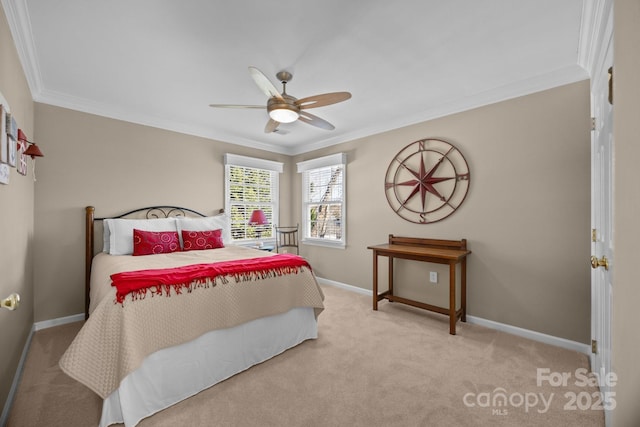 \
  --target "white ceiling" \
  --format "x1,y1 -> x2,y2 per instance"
3,0 -> 590,155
